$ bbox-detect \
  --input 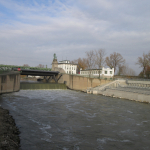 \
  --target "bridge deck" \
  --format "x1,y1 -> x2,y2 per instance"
14,68 -> 59,76
21,69 -> 59,76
